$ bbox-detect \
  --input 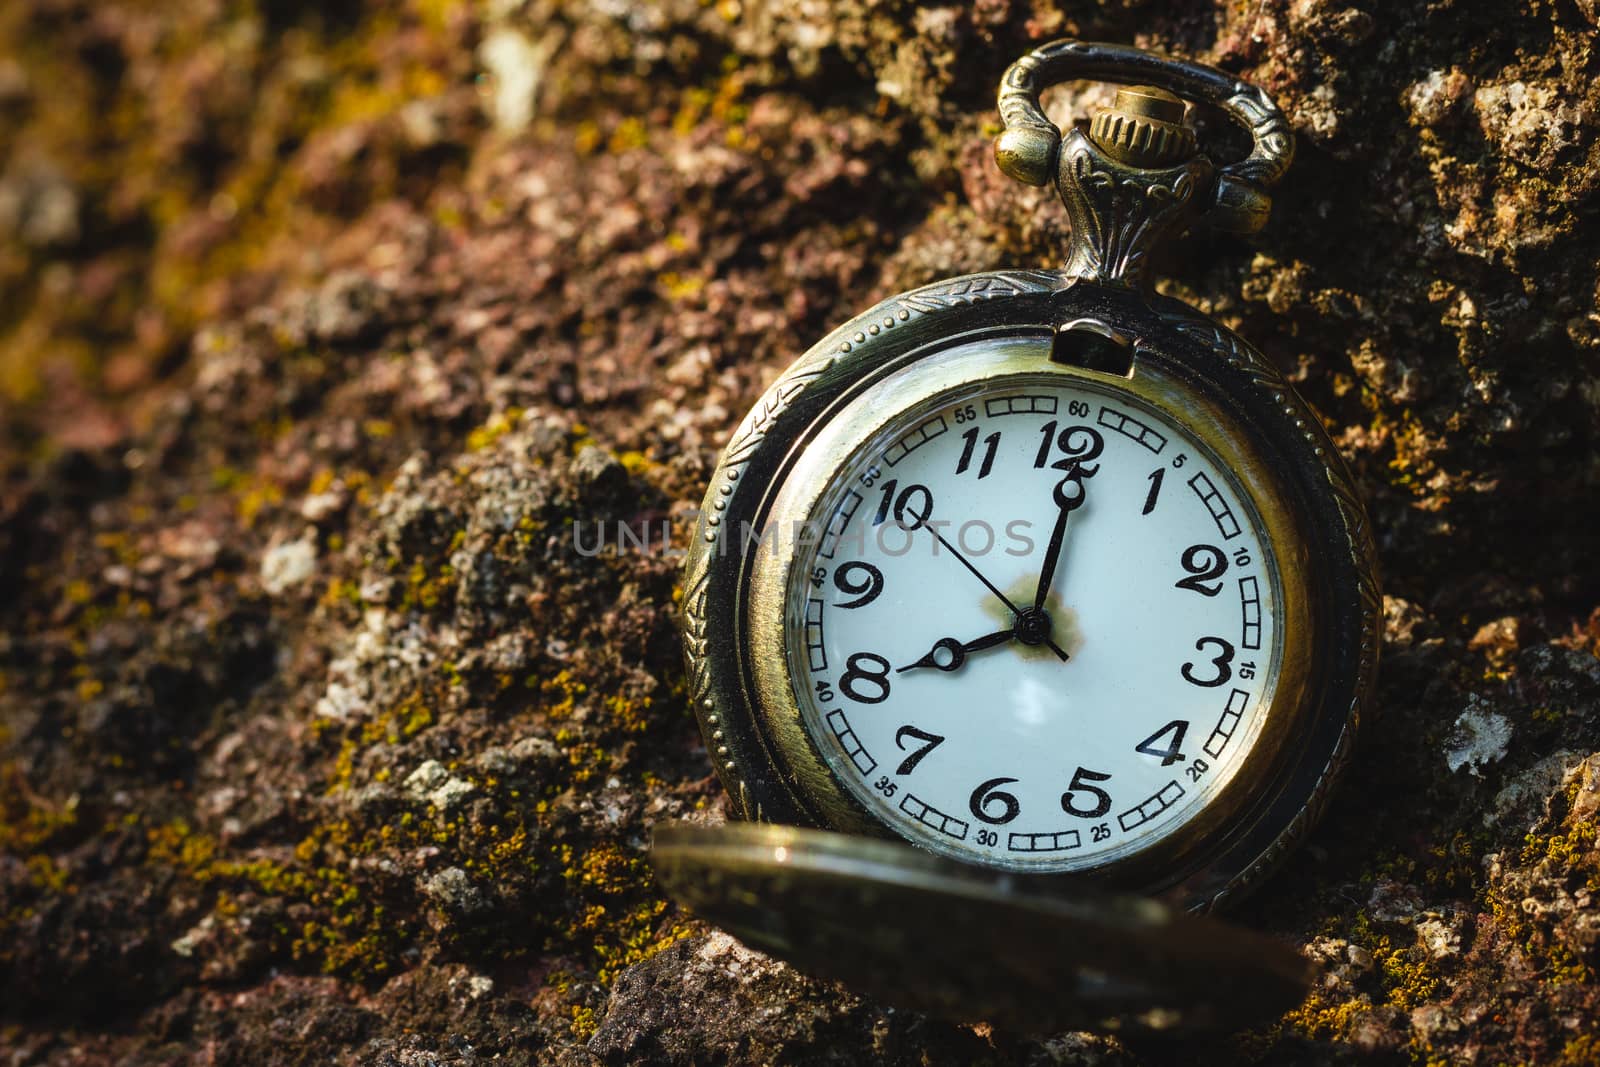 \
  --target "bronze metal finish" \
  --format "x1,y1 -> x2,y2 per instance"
655,822 -> 1313,1034
995,40 -> 1292,247
666,37 -> 1381,1031
1089,85 -> 1197,168
745,338 -> 1316,879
